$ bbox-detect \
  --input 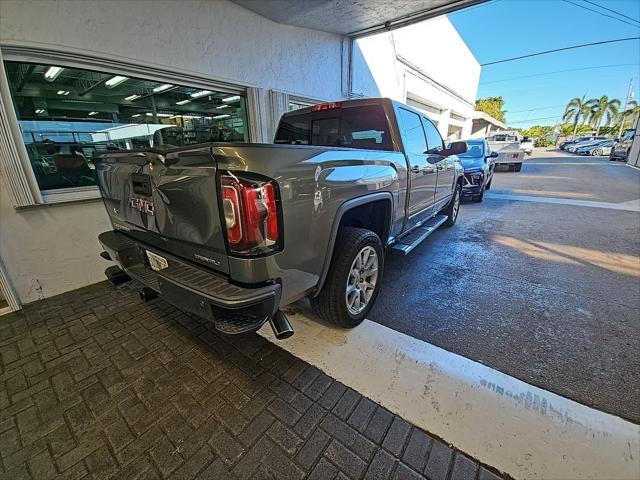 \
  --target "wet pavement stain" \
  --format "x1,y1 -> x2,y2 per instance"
369,155 -> 640,423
